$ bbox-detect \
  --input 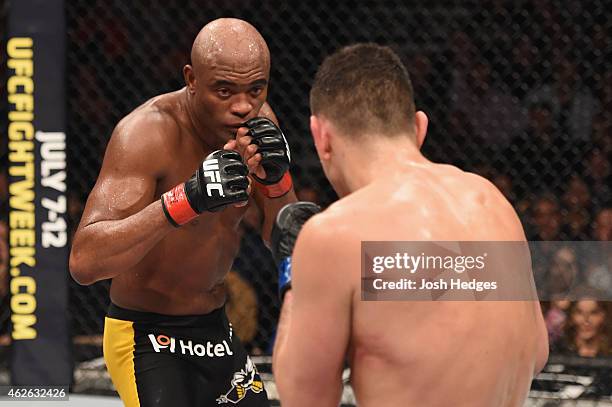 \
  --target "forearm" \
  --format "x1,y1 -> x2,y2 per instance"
272,291 -> 295,401
257,188 -> 297,246
69,200 -> 173,284
273,291 -> 343,407
272,291 -> 293,371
